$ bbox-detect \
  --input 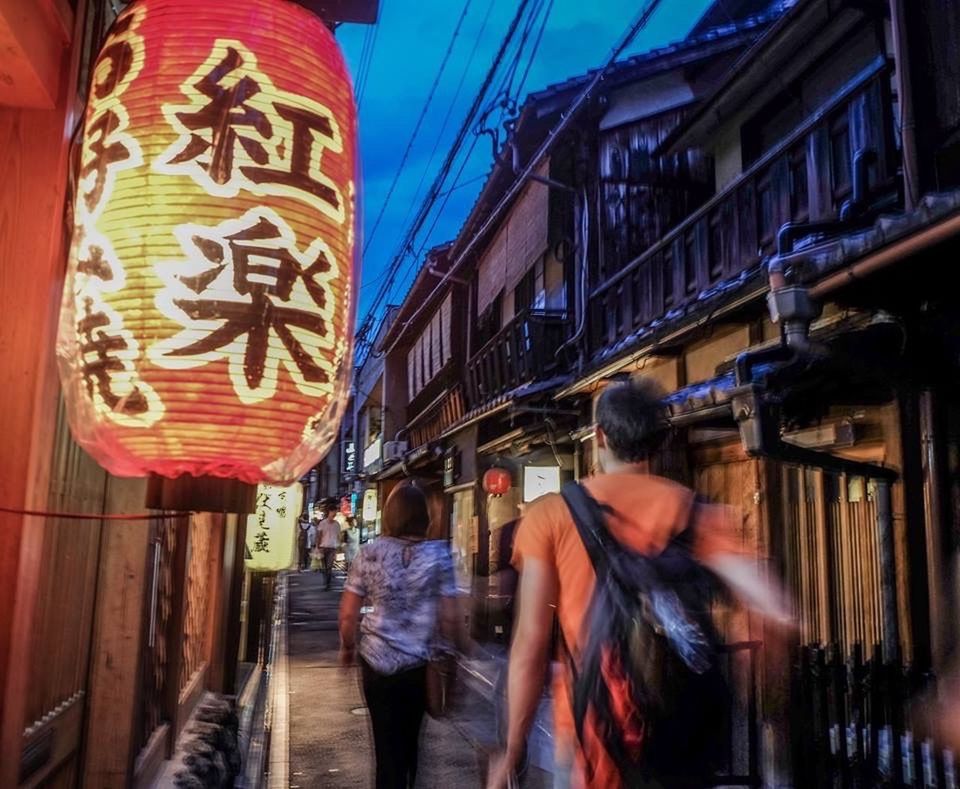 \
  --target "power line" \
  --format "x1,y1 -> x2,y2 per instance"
355,0 -> 539,356
404,0 -> 554,288
380,0 -> 667,357
363,0 -> 475,256
514,0 -> 554,101
362,0 -> 557,348
392,0 -> 498,245
355,0 -> 385,109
